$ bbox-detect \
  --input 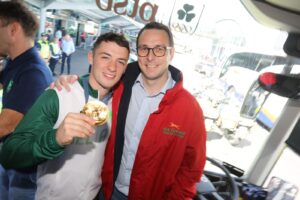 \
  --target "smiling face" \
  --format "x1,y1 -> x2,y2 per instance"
137,29 -> 174,85
88,41 -> 129,97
